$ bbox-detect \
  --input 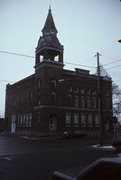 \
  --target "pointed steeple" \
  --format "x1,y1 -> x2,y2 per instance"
35,7 -> 64,66
42,7 -> 58,36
